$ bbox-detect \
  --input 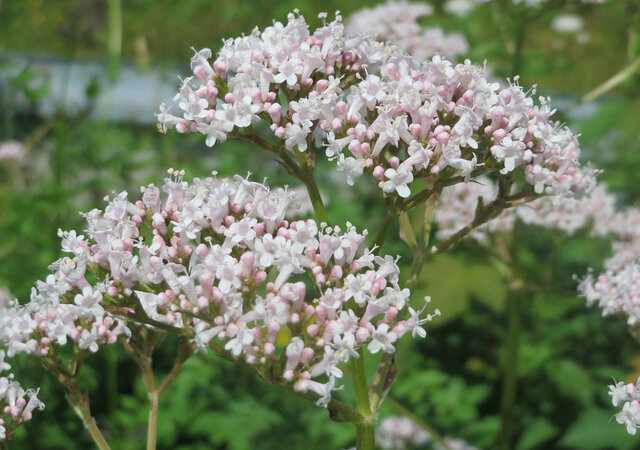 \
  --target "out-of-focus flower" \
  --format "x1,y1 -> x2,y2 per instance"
347,1 -> 469,61
0,349 -> 44,441
551,14 -> 584,34
0,141 -> 26,161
